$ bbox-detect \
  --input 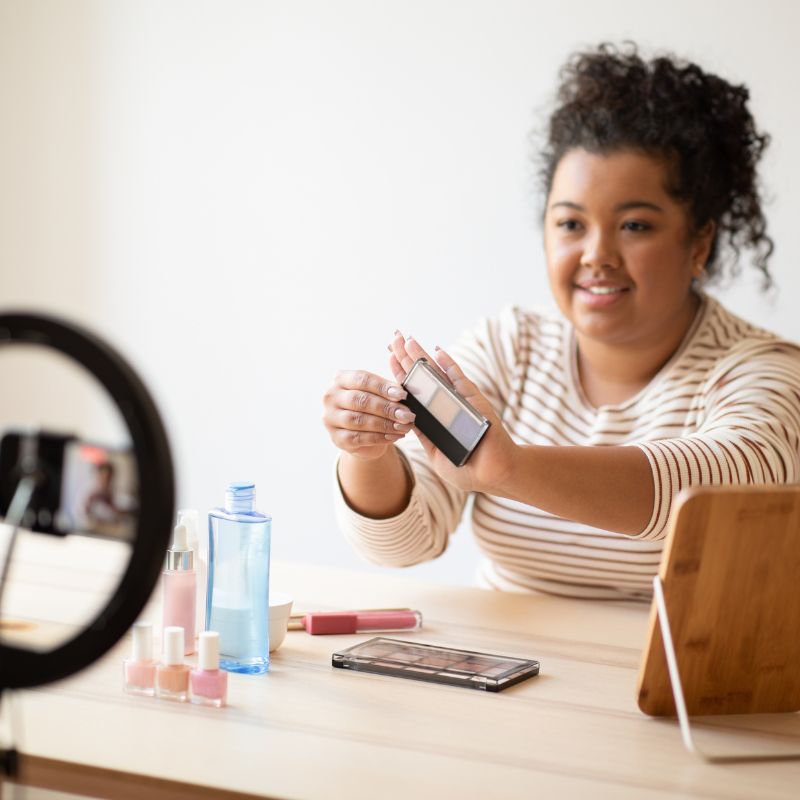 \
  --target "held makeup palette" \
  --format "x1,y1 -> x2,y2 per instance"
400,358 -> 490,467
332,637 -> 540,692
